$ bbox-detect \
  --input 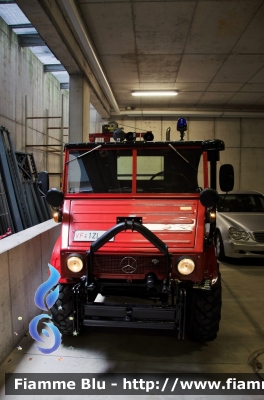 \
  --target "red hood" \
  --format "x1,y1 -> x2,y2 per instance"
66,198 -> 204,253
